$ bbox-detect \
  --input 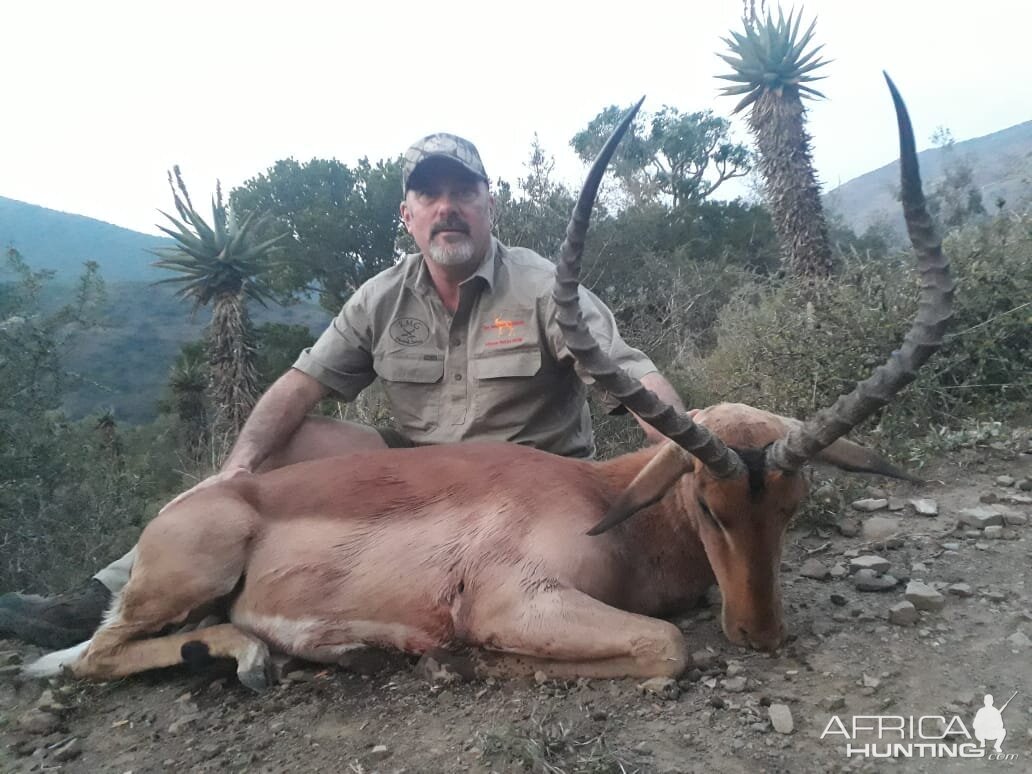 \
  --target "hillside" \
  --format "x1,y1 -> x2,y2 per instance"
825,119 -> 1032,236
0,196 -> 171,282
